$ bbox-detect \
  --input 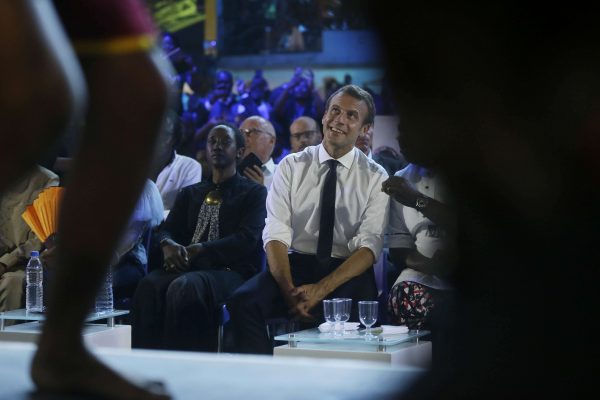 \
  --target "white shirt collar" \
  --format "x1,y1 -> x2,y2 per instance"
318,144 -> 356,170
262,158 -> 276,174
